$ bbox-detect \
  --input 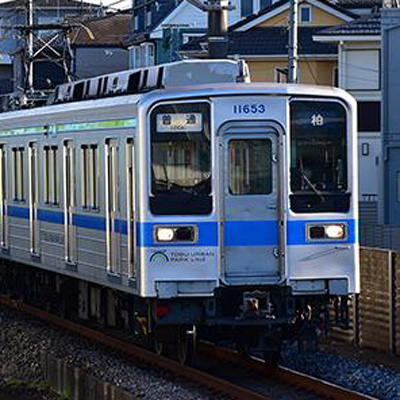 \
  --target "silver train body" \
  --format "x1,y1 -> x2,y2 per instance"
0,61 -> 359,350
